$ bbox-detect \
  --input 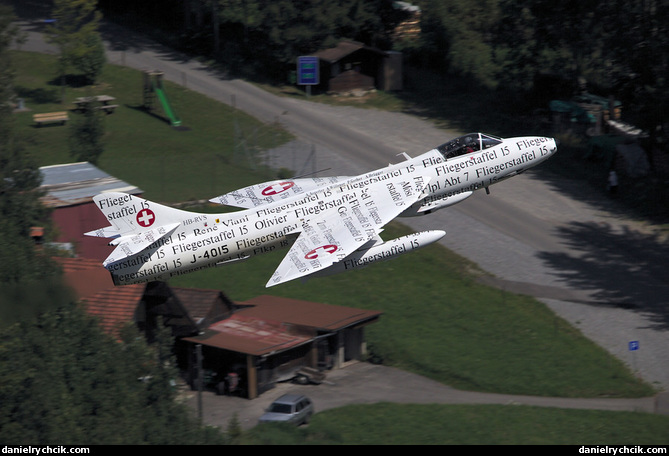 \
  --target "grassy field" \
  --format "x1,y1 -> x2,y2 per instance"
245,403 -> 669,445
11,50 -> 667,442
12,51 -> 291,202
